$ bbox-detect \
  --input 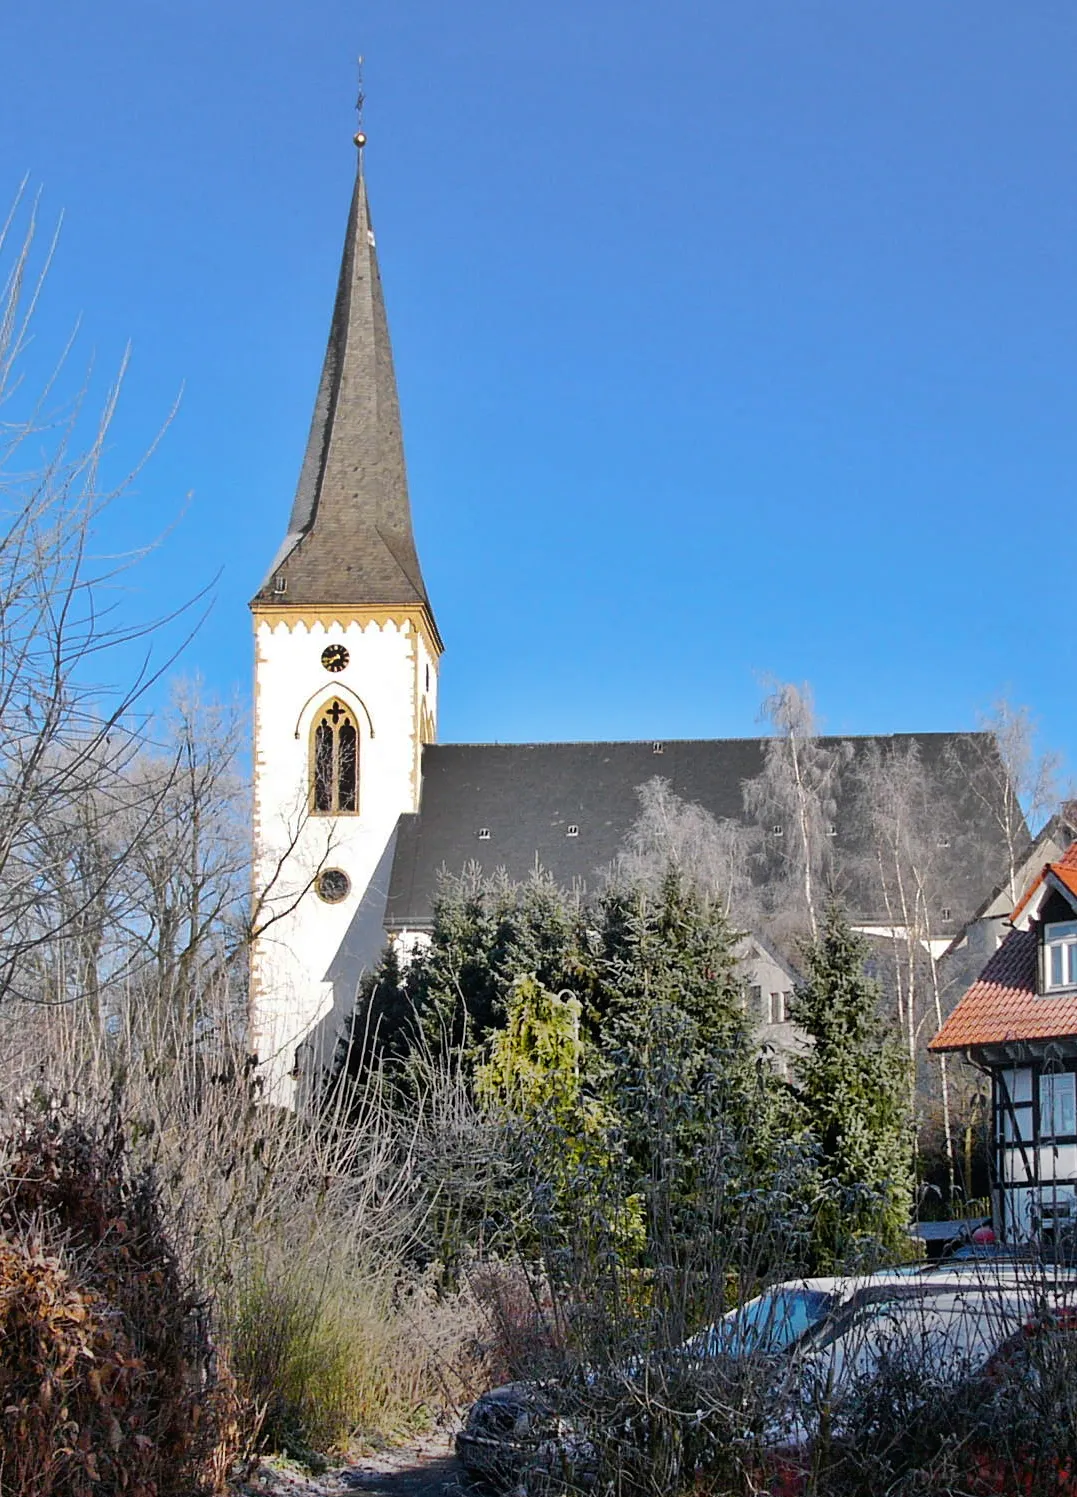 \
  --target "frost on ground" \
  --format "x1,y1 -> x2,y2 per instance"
236,1434 -> 473,1497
